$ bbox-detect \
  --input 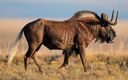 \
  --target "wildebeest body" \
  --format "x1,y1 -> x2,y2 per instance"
7,10 -> 118,72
